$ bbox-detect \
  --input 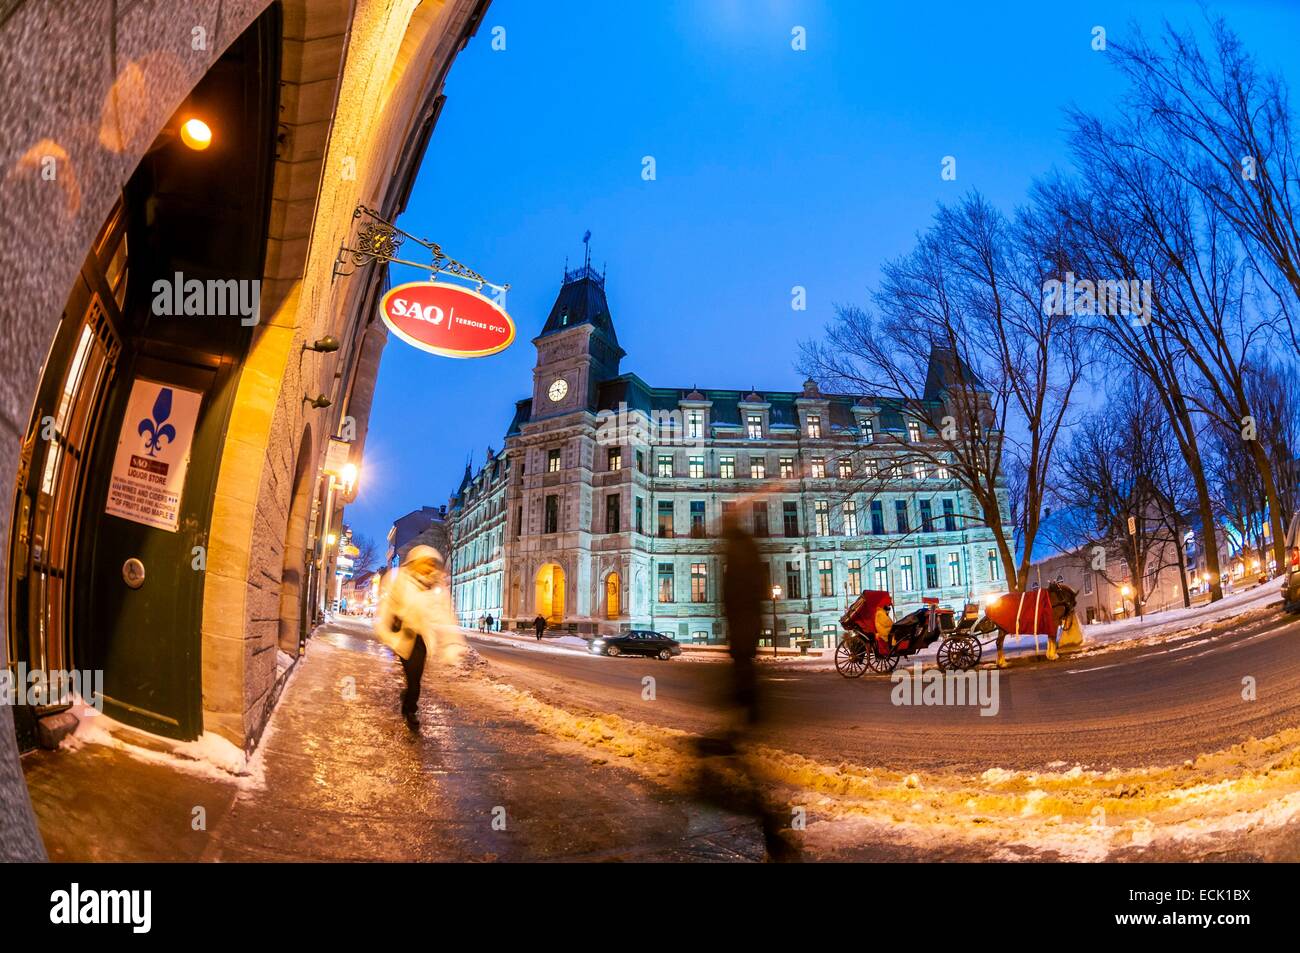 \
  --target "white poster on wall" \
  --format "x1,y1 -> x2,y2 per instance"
104,378 -> 203,532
